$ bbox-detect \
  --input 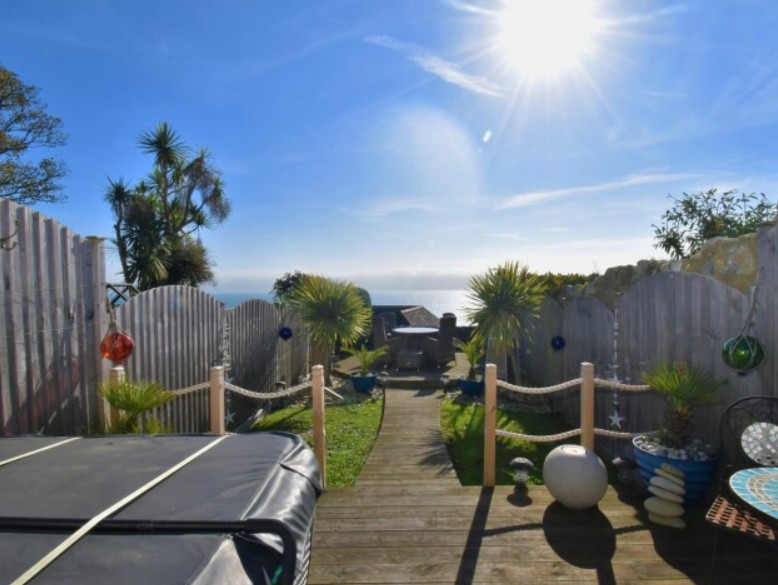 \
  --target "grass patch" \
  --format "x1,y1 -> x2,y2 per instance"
440,396 -> 575,485
251,390 -> 384,487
